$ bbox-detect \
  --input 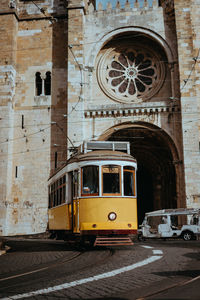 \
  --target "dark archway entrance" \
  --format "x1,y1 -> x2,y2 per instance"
107,123 -> 178,224
137,164 -> 154,224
